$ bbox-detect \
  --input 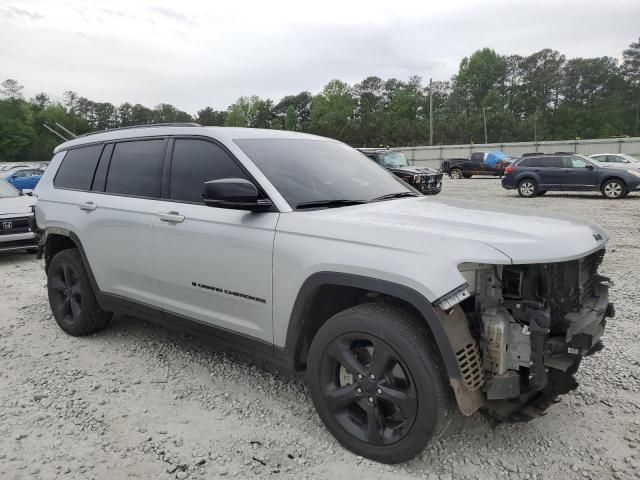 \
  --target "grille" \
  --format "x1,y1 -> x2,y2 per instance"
456,343 -> 485,391
0,216 -> 31,236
